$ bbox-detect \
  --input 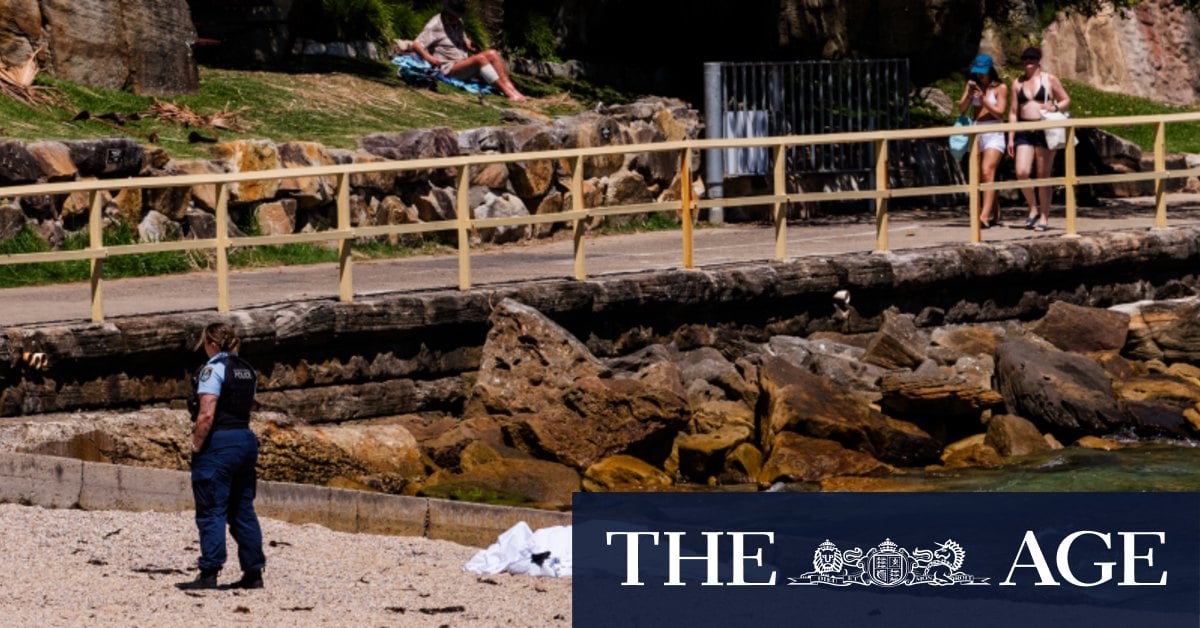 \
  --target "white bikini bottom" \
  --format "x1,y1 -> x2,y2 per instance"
975,119 -> 1006,153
